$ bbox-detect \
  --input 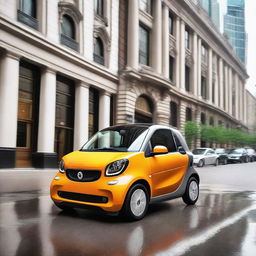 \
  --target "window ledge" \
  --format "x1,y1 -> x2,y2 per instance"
60,34 -> 79,52
17,10 -> 38,30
